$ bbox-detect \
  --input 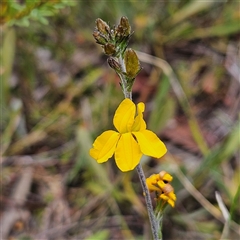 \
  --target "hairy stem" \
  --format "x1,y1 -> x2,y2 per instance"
136,164 -> 159,240
118,54 -> 132,99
